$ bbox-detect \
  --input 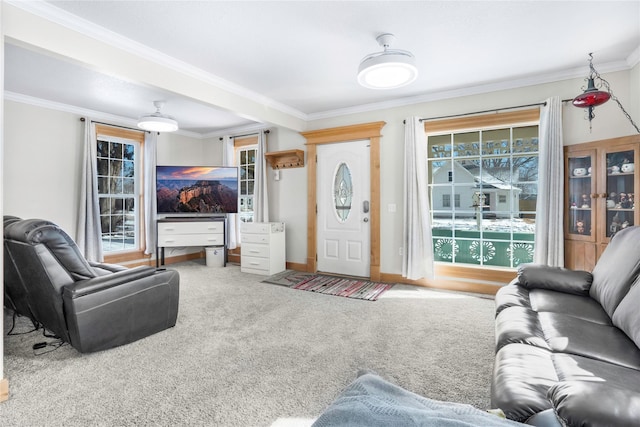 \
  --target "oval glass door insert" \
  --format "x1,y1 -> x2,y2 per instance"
333,162 -> 353,222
